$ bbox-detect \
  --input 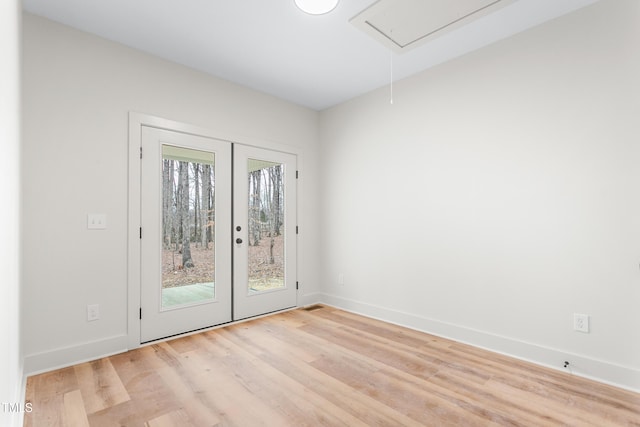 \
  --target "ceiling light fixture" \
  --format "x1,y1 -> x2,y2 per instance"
294,0 -> 339,15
